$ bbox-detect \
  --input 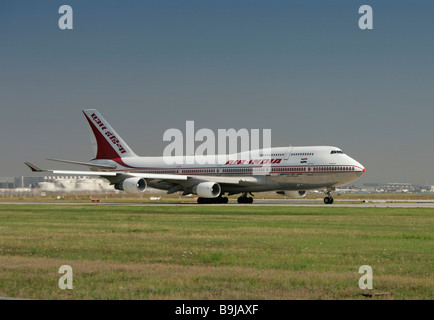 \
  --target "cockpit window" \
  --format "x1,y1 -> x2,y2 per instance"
331,150 -> 344,154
